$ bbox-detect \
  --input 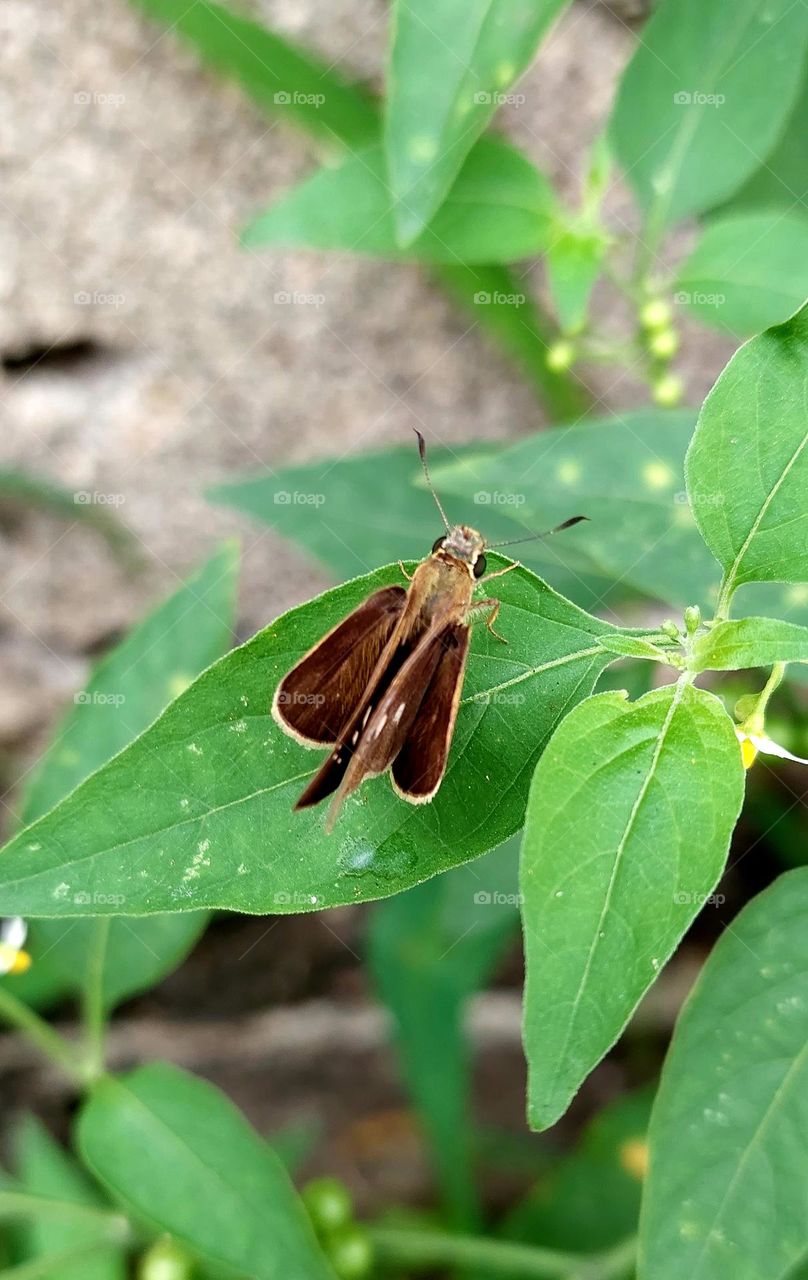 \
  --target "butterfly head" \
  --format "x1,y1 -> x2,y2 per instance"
432,525 -> 487,578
